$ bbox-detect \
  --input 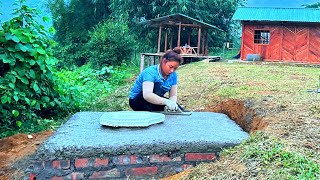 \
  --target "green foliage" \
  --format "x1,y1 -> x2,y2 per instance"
56,64 -> 136,110
87,20 -> 136,68
223,132 -> 320,179
303,2 -> 320,8
0,0 -> 77,132
110,0 -> 245,50
47,0 -> 111,45
47,0 -> 112,66
53,41 -> 89,67
48,0 -> 244,67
